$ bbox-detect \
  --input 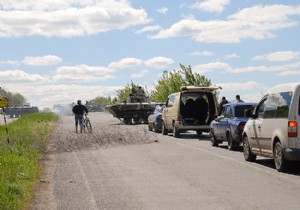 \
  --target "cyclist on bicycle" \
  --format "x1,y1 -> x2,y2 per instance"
72,100 -> 89,133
